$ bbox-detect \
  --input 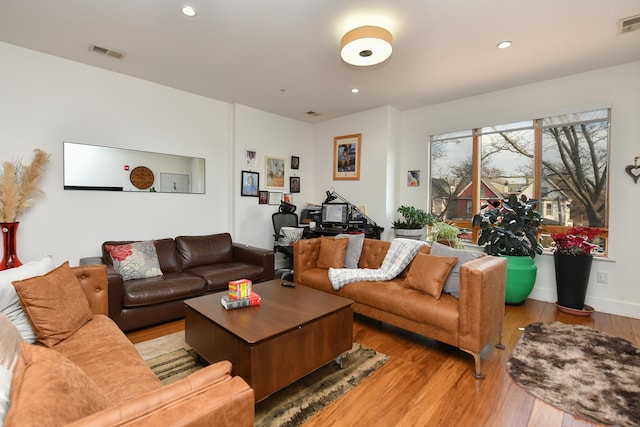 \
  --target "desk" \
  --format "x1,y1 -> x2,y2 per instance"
302,226 -> 383,240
